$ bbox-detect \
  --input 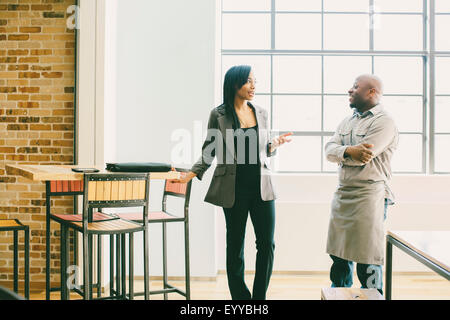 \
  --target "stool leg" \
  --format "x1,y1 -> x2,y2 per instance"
65,226 -> 71,300
110,235 -> 114,297
24,227 -> 30,300
73,195 -> 78,268
97,234 -> 102,298
73,230 -> 78,268
13,230 -> 18,294
143,226 -> 149,300
184,219 -> 190,300
129,233 -> 134,300
60,224 -> 66,300
116,234 -> 121,297
89,234 -> 93,299
45,183 -> 51,300
121,234 -> 126,299
83,233 -> 90,300
162,222 -> 168,300
63,225 -> 71,300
